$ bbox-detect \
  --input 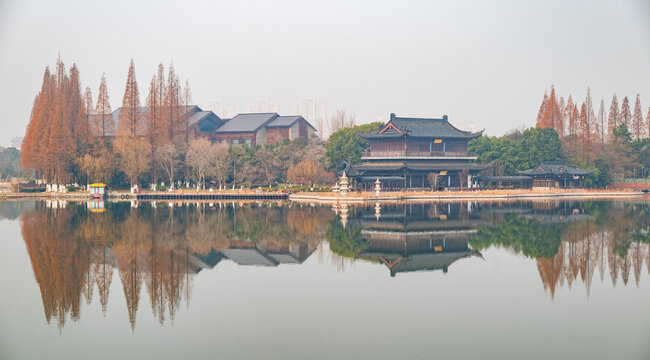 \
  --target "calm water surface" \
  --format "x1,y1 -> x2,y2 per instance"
0,200 -> 648,360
